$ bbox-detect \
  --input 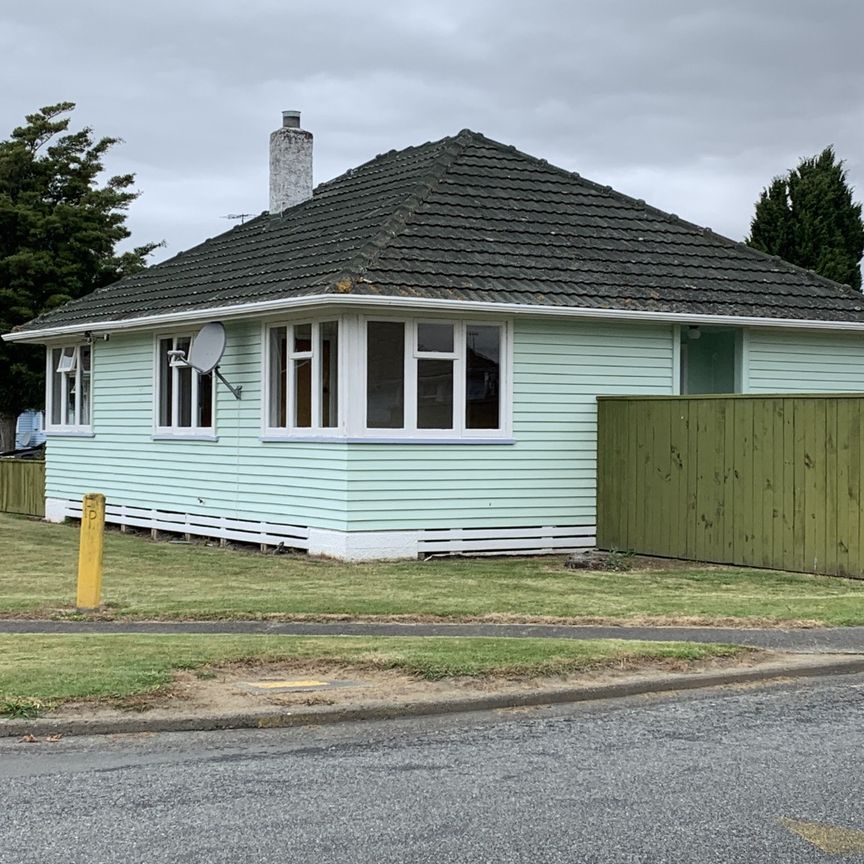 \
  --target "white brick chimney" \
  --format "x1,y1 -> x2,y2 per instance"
269,110 -> 313,214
